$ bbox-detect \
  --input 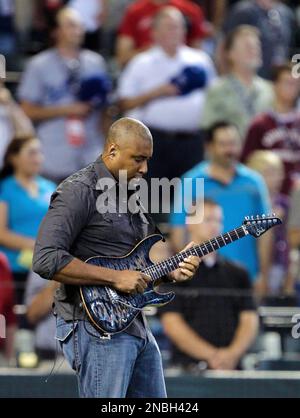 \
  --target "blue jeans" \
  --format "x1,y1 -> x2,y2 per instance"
55,317 -> 167,398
